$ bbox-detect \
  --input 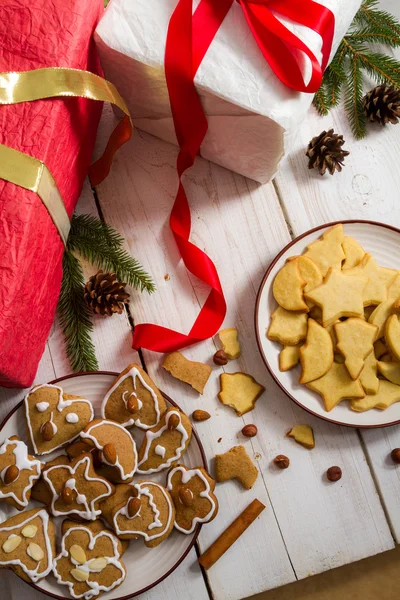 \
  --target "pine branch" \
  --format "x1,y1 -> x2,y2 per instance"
313,85 -> 329,115
58,251 -> 99,373
344,55 -> 367,139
